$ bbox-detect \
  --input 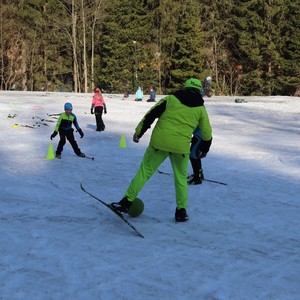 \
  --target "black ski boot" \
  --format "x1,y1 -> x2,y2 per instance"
111,197 -> 132,213
175,208 -> 189,222
188,176 -> 202,185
